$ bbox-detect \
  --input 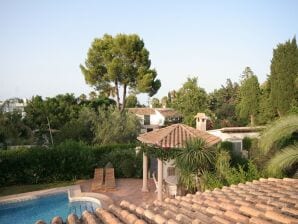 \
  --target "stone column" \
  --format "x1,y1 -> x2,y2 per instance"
142,153 -> 149,192
157,158 -> 163,201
